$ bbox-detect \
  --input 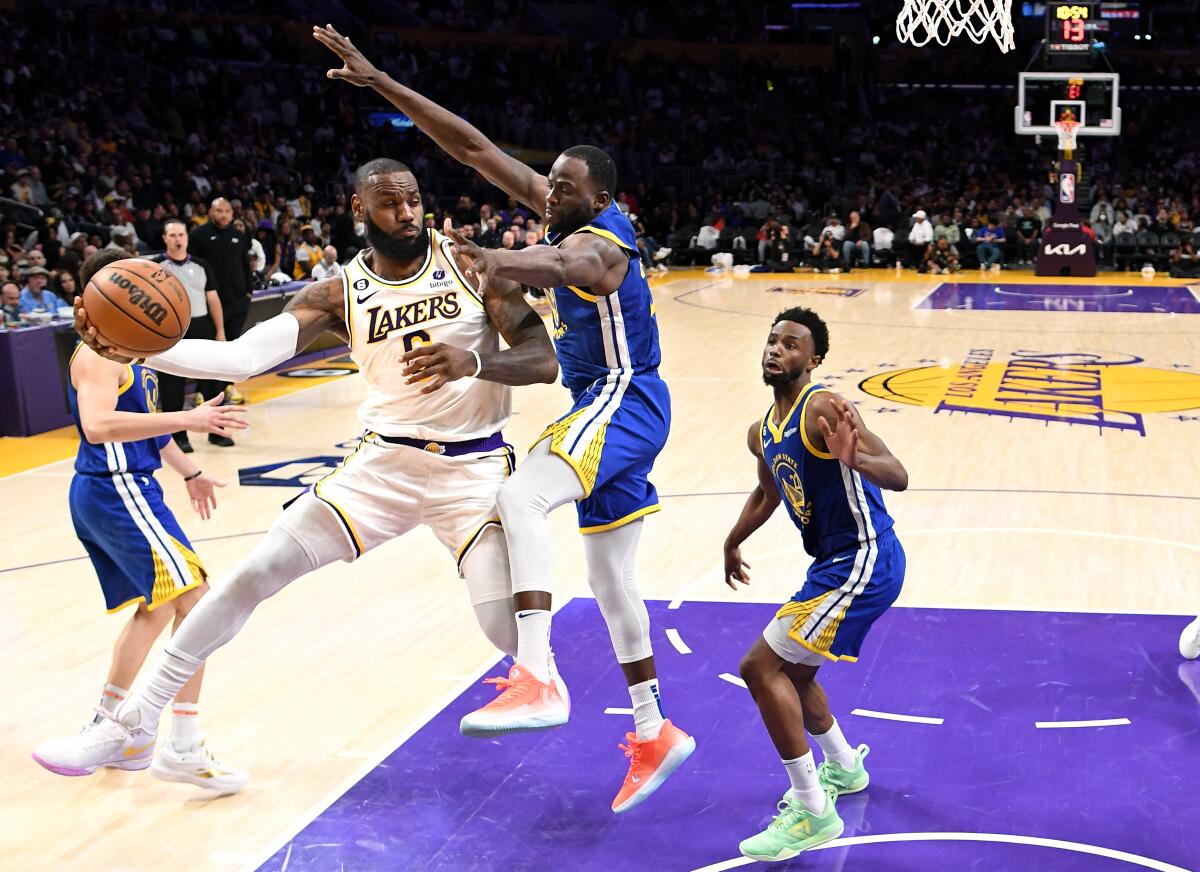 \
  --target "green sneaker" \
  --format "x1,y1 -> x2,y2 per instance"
817,743 -> 871,796
738,787 -> 844,862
